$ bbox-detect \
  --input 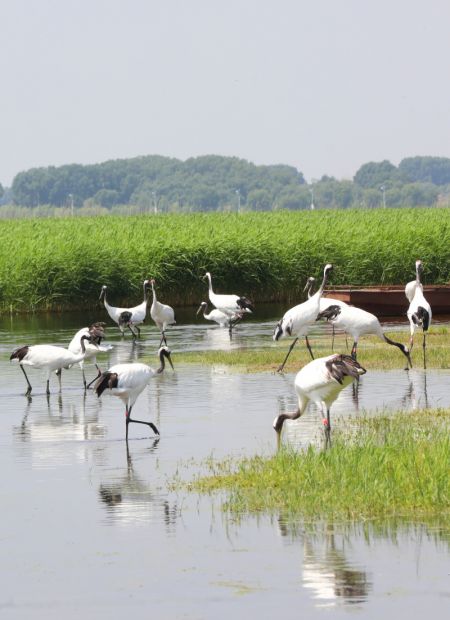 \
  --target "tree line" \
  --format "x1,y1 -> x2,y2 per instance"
3,154 -> 450,213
